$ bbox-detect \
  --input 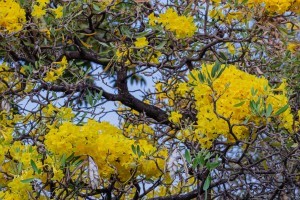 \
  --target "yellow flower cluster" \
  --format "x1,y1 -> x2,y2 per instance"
187,64 -> 296,148
287,42 -> 300,53
0,141 -> 43,199
42,103 -> 74,121
169,111 -> 182,124
44,56 -> 68,82
247,0 -> 300,14
135,37 -> 149,48
45,120 -> 167,181
32,0 -> 50,18
32,0 -> 64,19
149,8 -> 197,39
0,177 -> 32,200
0,0 -> 26,33
52,6 -> 63,19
